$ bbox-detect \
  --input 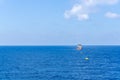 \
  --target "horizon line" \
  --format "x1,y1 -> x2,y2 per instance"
0,44 -> 120,46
